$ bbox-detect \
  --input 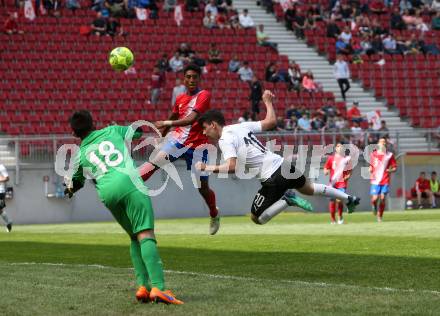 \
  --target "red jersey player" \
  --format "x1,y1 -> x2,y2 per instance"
139,64 -> 220,235
413,171 -> 434,209
369,137 -> 397,222
324,143 -> 352,224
